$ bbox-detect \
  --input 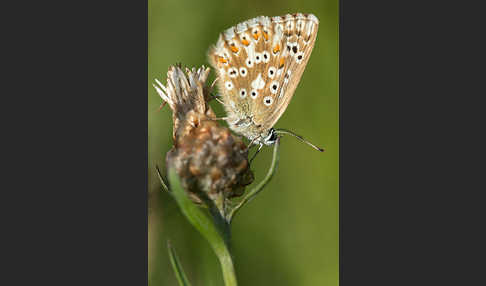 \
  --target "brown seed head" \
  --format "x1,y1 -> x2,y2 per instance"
154,65 -> 254,207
